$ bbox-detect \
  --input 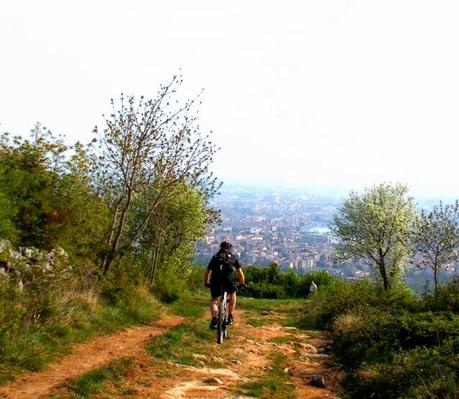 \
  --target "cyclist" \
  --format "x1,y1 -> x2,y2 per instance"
205,241 -> 246,329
